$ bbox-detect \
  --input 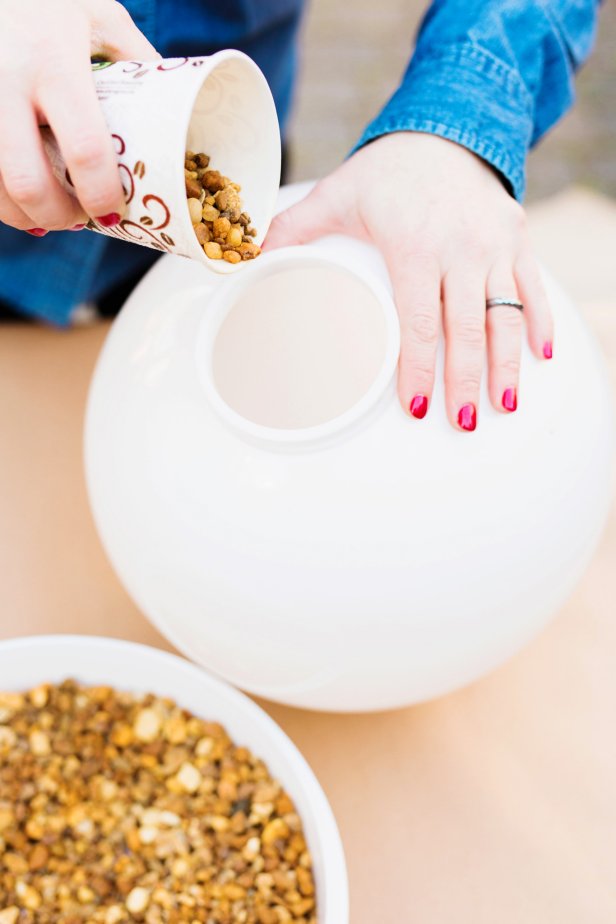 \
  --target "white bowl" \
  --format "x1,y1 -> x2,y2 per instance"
0,634 -> 349,923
